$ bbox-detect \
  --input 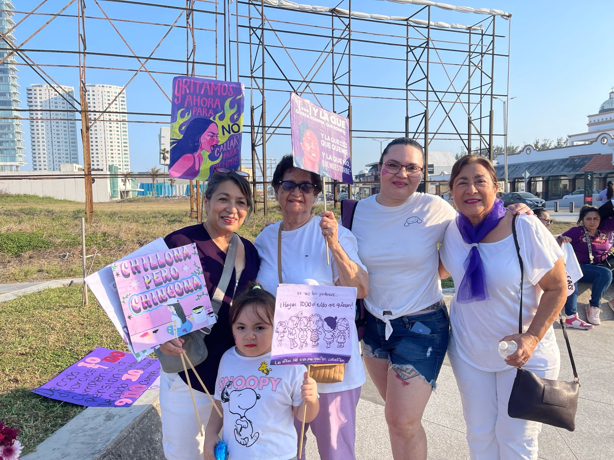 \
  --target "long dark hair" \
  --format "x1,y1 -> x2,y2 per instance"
607,181 -> 613,200
577,205 -> 600,225
169,118 -> 216,169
